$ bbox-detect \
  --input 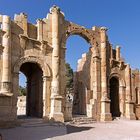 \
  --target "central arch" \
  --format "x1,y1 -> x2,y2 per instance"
63,22 -> 97,119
